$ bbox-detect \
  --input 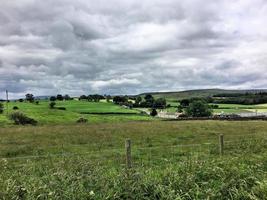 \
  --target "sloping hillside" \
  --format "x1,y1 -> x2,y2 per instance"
139,89 -> 267,101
